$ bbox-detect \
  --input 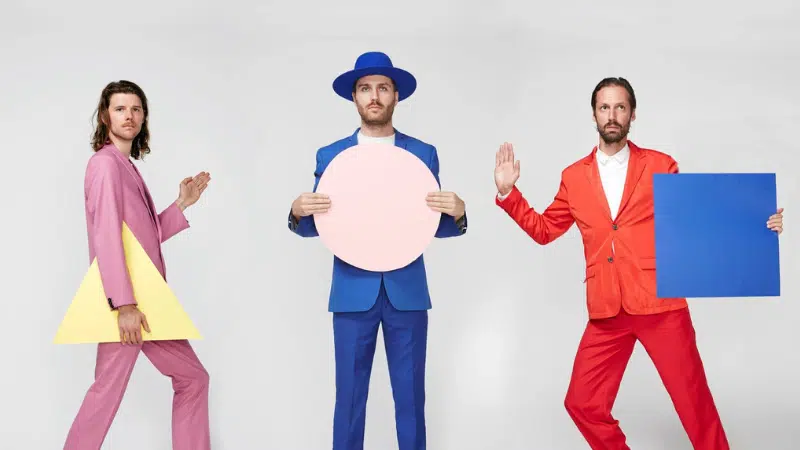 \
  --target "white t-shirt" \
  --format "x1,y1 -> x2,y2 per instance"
357,132 -> 395,146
